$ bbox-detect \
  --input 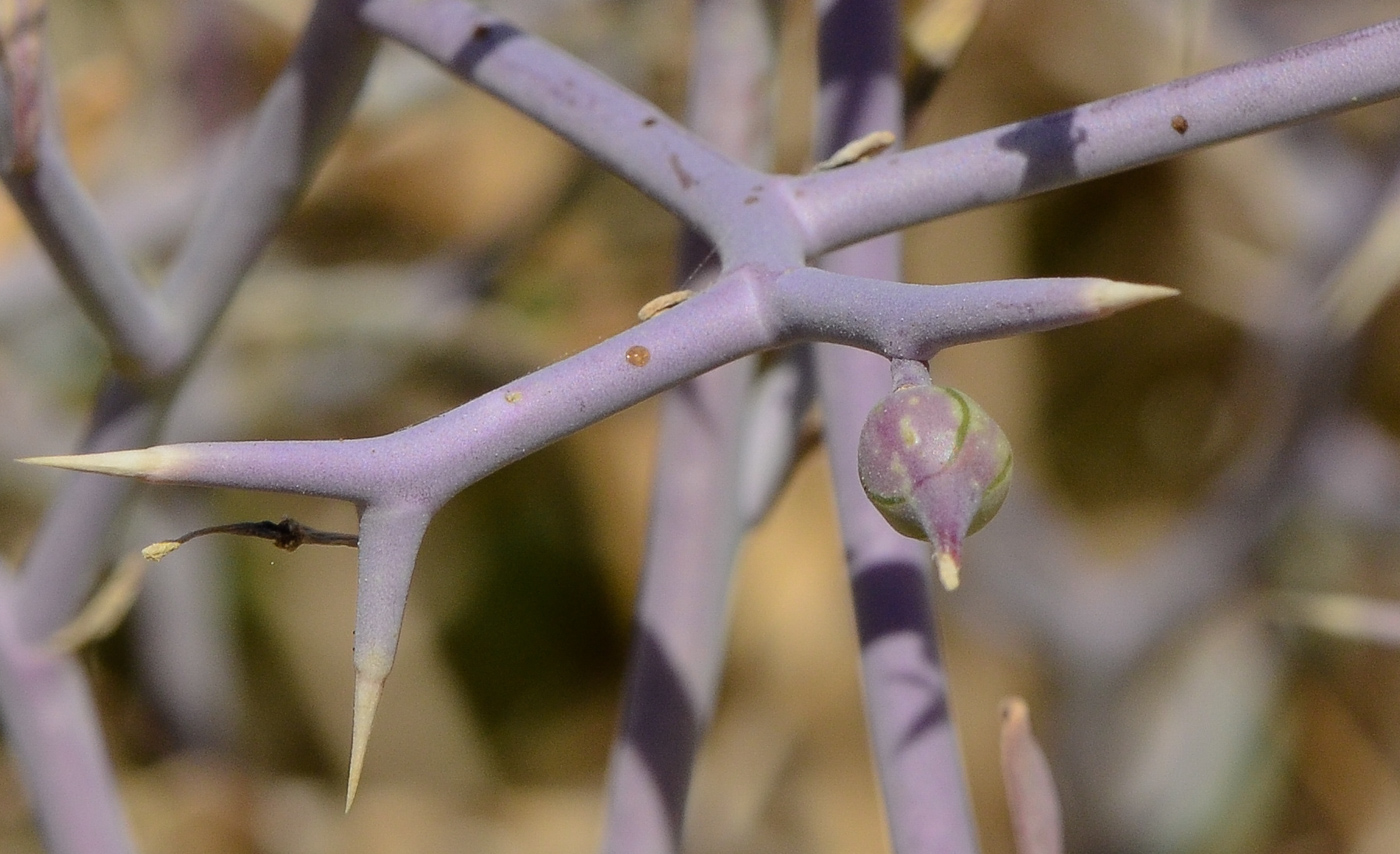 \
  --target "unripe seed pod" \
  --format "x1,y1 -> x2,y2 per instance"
857,360 -> 1012,590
